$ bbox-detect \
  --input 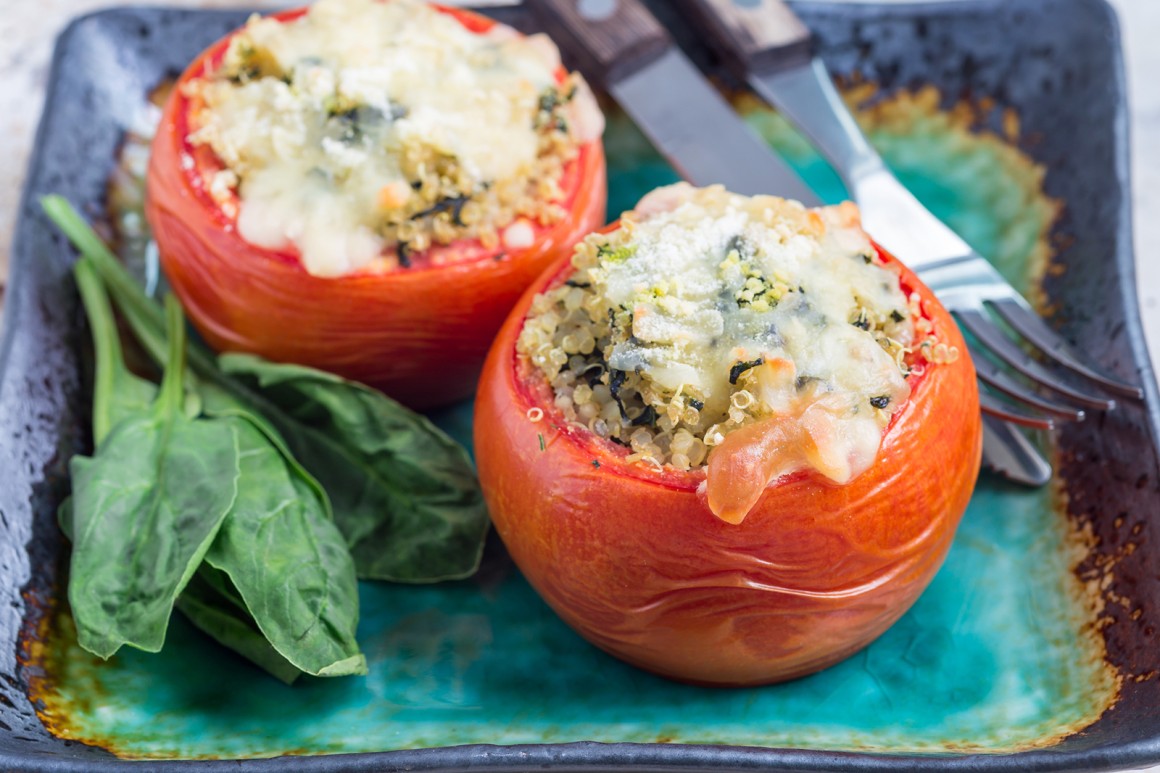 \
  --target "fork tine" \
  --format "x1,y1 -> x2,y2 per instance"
988,298 -> 1143,399
956,309 -> 1116,411
980,414 -> 1053,487
967,343 -> 1085,422
979,391 -> 1055,430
